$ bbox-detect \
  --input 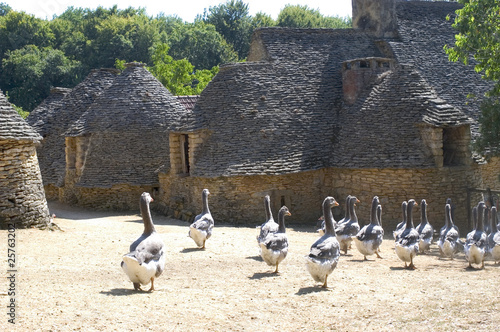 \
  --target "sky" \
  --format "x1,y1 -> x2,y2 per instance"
5,0 -> 353,22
